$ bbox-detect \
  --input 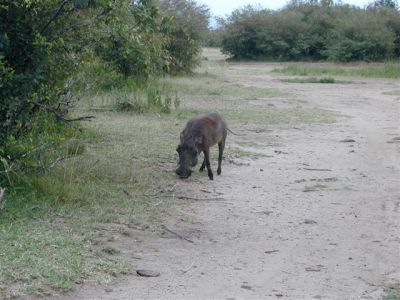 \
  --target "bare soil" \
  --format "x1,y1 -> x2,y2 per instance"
54,60 -> 399,299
